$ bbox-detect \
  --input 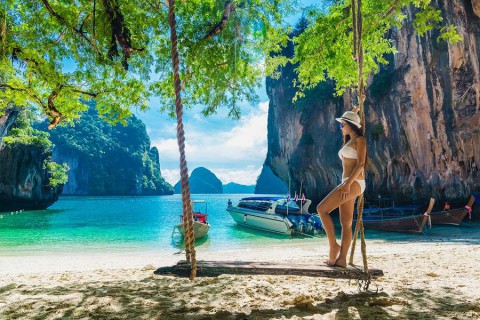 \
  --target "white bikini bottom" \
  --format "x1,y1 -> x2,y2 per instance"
342,177 -> 365,194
